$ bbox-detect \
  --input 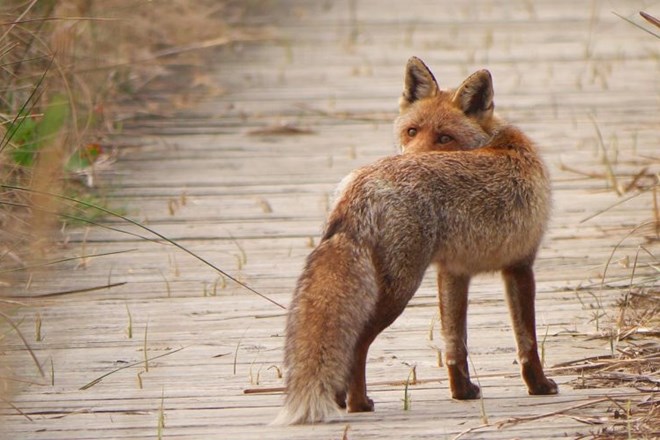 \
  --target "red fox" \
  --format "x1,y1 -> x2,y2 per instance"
274,57 -> 557,425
